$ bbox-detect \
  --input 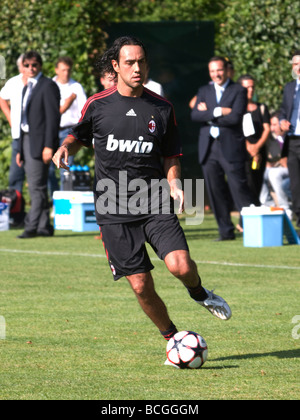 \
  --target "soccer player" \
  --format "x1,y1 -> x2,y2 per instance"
52,36 -> 231,355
